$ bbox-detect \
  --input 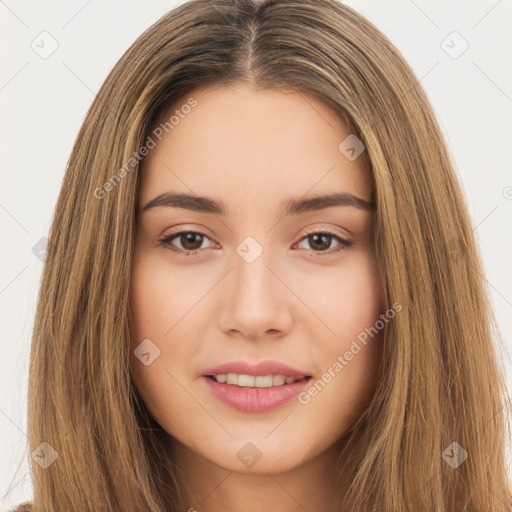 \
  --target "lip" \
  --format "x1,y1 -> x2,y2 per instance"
202,375 -> 311,413
201,360 -> 311,379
